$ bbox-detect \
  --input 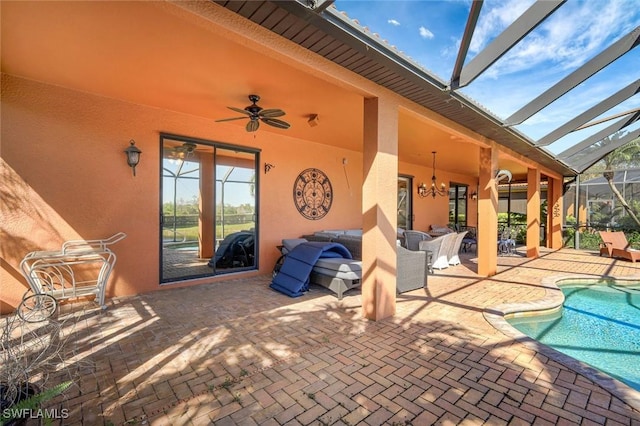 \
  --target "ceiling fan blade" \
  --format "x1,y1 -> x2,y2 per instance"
227,106 -> 251,116
215,116 -> 249,122
259,108 -> 285,118
246,120 -> 259,132
261,117 -> 290,129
